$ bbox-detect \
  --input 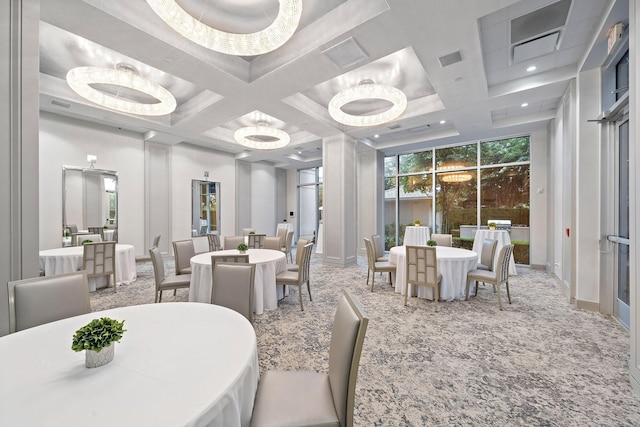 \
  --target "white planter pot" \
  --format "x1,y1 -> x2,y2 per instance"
85,343 -> 115,368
